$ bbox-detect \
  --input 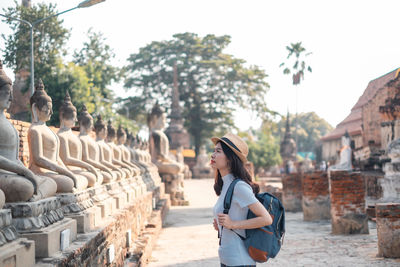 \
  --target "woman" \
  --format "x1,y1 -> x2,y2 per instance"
211,133 -> 273,267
